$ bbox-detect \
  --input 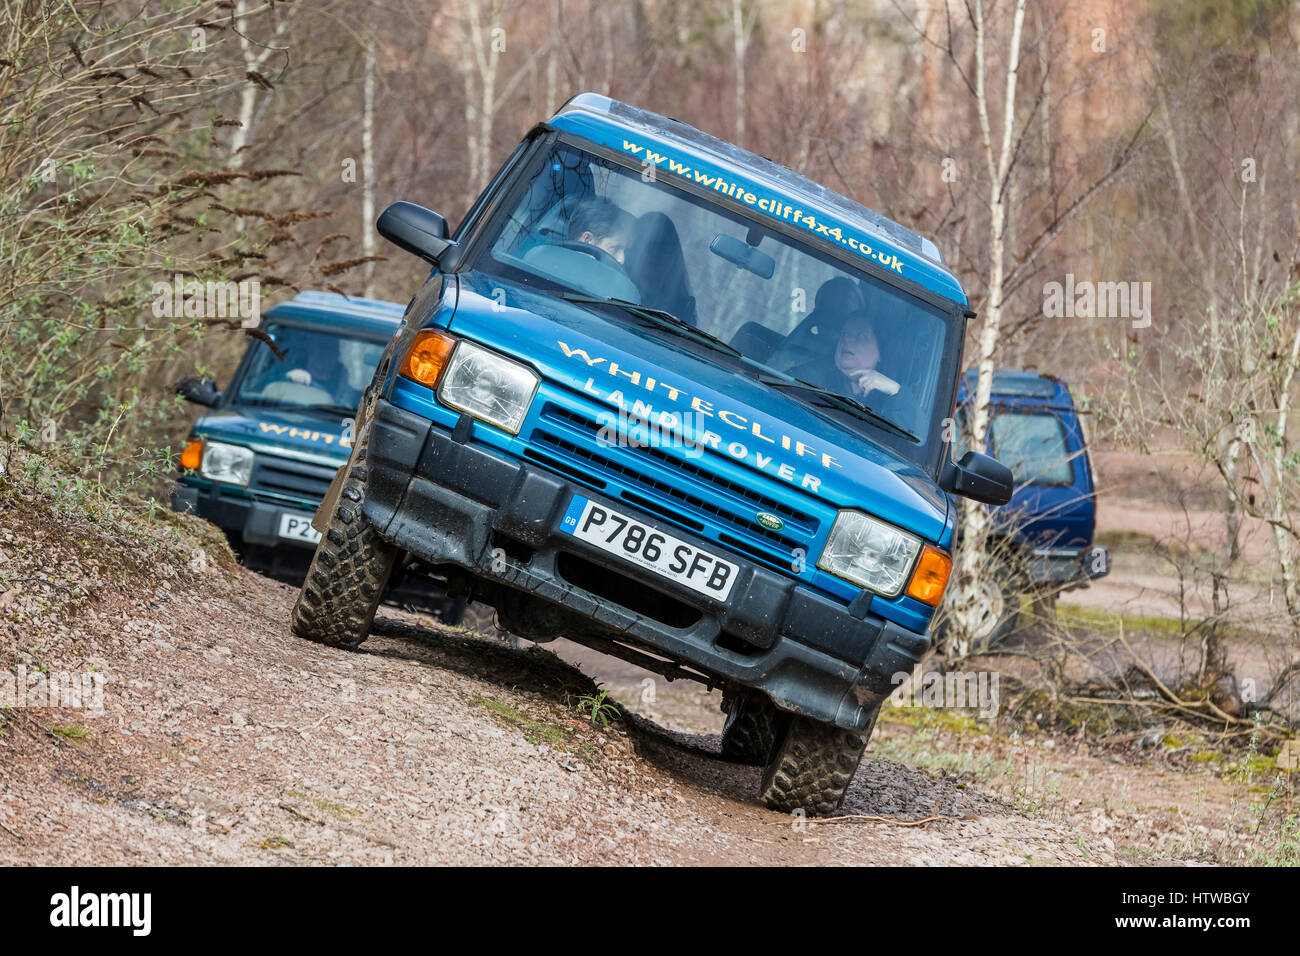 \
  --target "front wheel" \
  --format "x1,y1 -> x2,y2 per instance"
758,707 -> 878,816
291,450 -> 399,649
